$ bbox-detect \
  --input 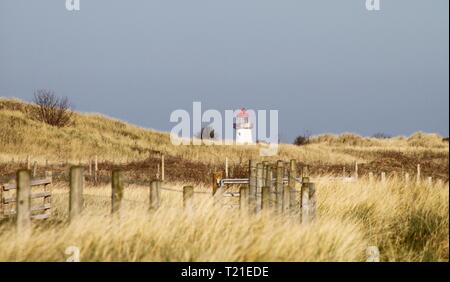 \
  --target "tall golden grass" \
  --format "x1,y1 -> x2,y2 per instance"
0,177 -> 447,262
